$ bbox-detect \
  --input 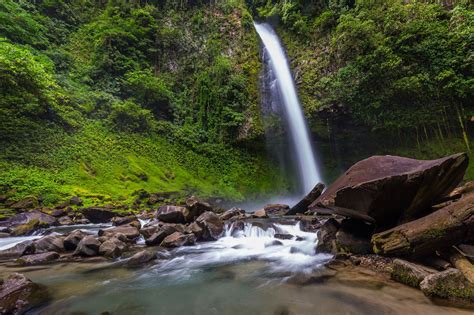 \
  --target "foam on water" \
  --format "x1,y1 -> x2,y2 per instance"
150,221 -> 331,280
